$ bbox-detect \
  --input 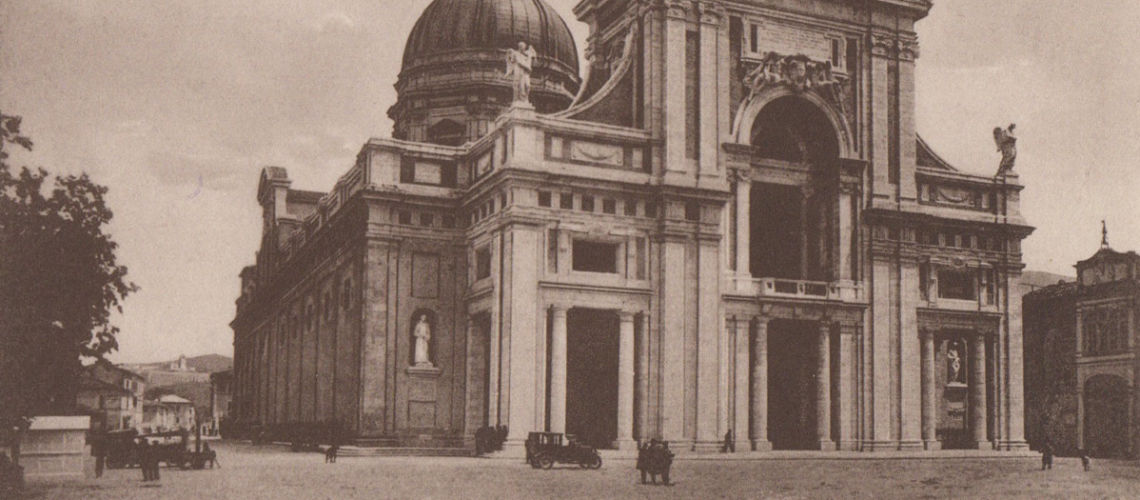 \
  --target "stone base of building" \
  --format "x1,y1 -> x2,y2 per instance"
816,440 -> 836,451
691,440 -> 725,453
897,440 -> 925,451
863,440 -> 901,452
924,440 -> 942,451
837,440 -> 860,451
998,440 -> 1030,451
973,441 -> 993,450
